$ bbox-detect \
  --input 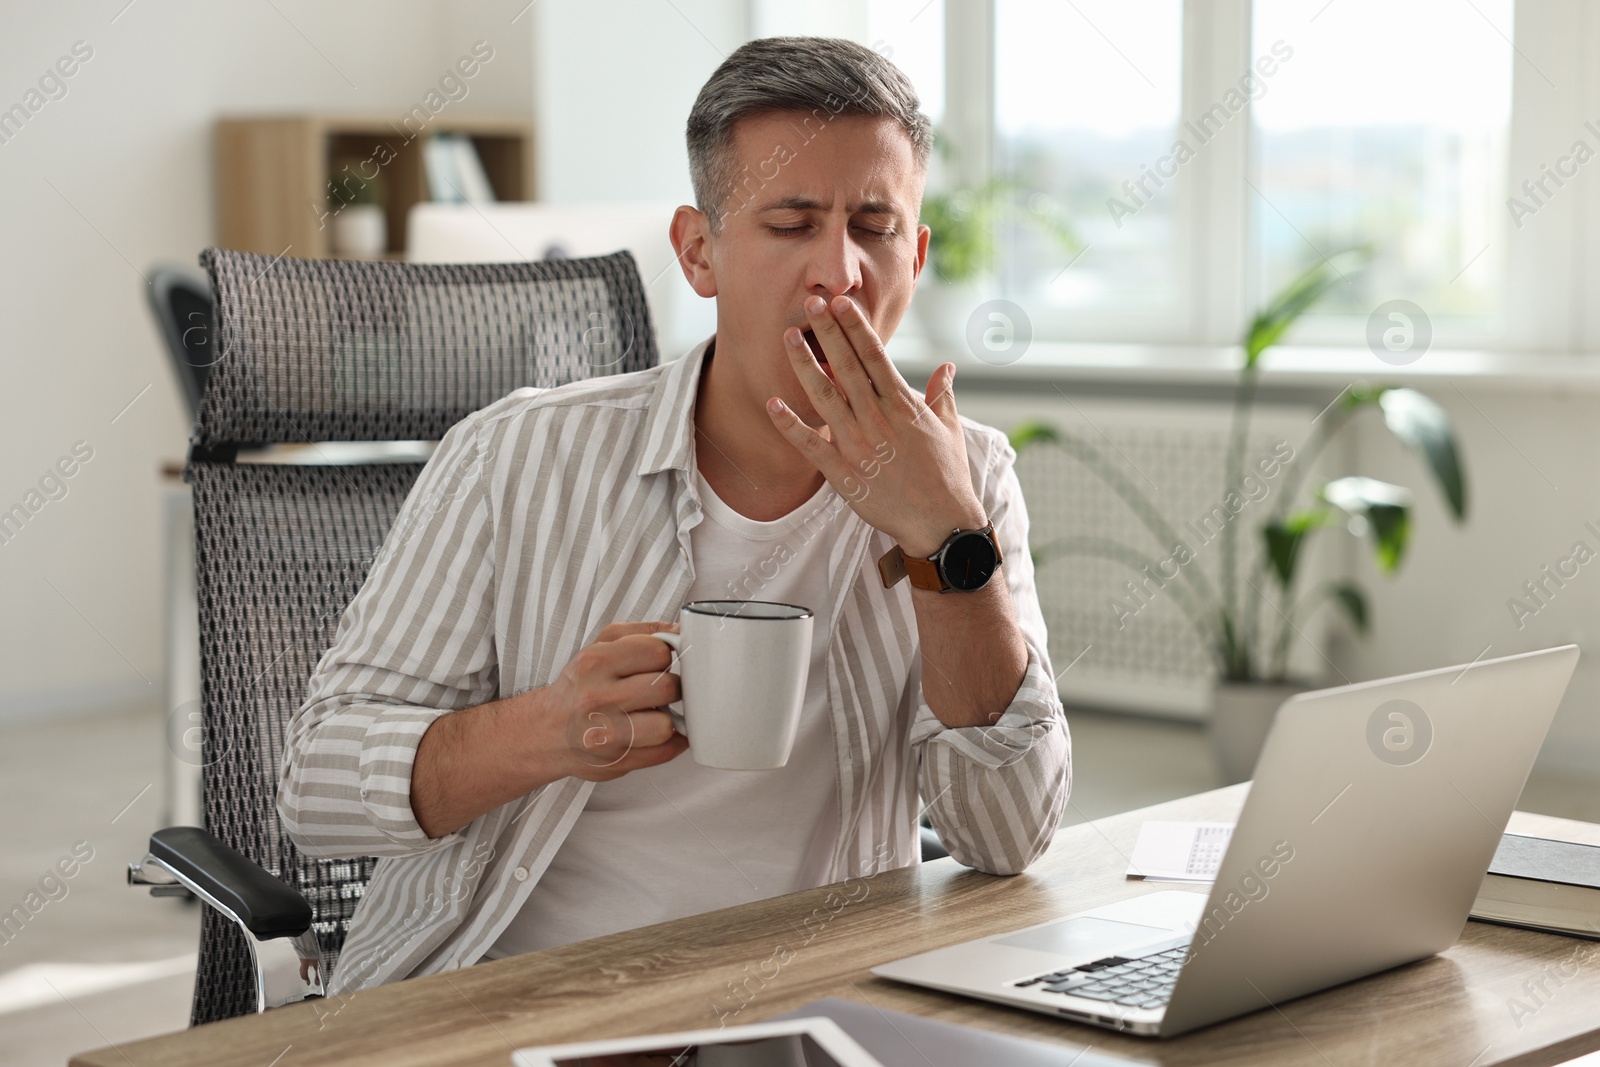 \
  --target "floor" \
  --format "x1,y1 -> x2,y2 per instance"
3,702 -> 1598,1066
0,701 -> 197,1067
